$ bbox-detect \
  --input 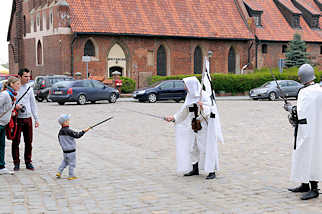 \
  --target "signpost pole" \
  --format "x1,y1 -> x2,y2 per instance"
82,56 -> 91,79
86,61 -> 88,79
